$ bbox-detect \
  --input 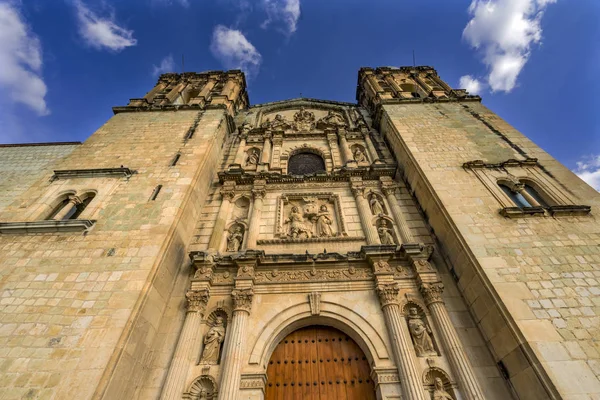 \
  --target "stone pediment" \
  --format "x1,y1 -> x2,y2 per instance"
260,107 -> 348,133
